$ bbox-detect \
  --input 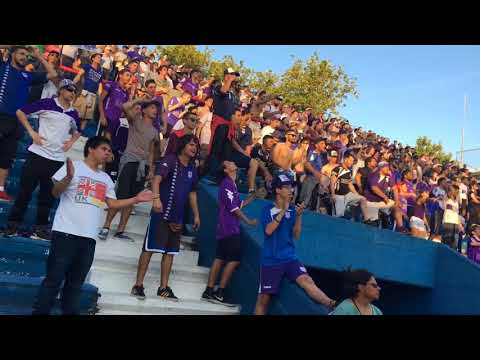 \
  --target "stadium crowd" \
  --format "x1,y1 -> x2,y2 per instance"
0,44 -> 479,315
